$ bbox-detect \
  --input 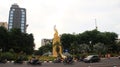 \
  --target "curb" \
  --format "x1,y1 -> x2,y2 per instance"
6,60 -> 79,64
